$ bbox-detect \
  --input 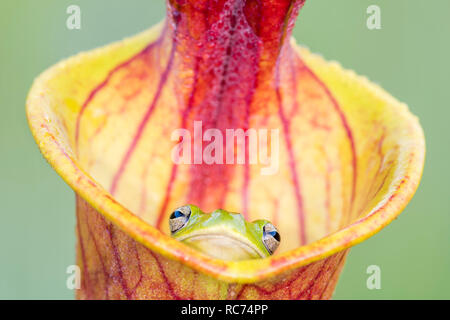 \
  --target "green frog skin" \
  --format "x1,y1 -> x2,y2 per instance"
169,205 -> 280,261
